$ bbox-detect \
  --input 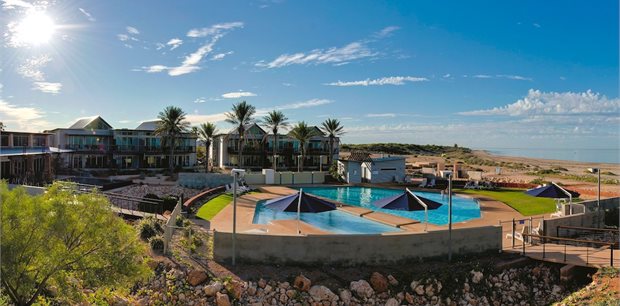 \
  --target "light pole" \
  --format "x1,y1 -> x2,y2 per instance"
447,173 -> 453,262
588,168 -> 601,226
231,168 -> 245,266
